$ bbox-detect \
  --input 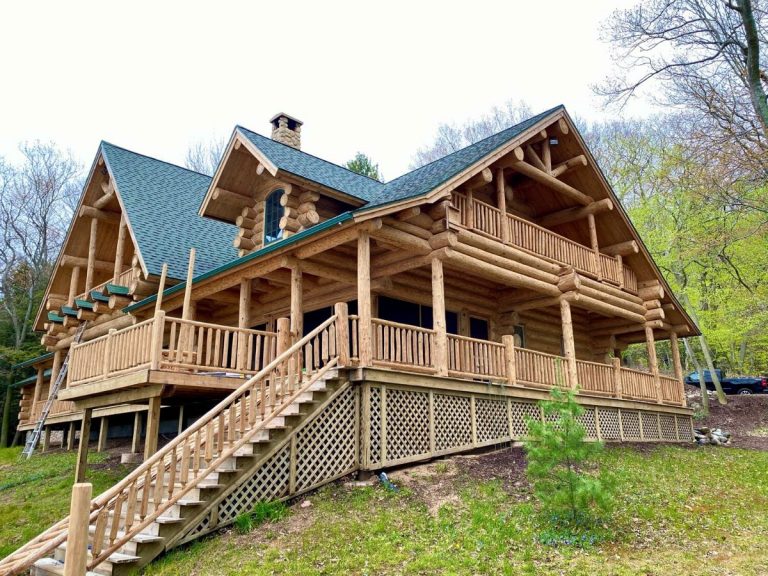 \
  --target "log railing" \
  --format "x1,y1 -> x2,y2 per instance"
447,333 -> 505,379
515,347 -> 568,389
371,318 -> 435,372
31,398 -> 76,420
575,359 -> 615,396
68,315 -> 280,387
660,374 -> 683,405
451,191 -> 636,292
0,310 -> 344,576
620,367 -> 658,402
